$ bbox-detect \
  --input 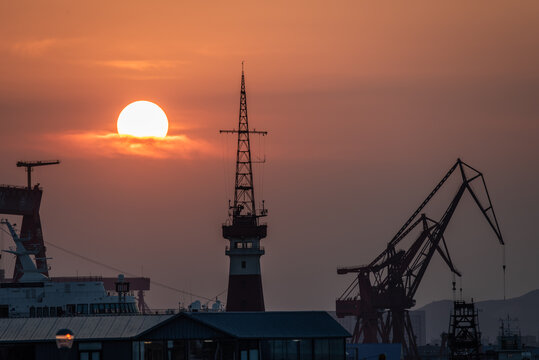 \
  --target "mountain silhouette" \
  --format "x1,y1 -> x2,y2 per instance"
415,289 -> 539,344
